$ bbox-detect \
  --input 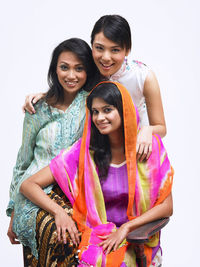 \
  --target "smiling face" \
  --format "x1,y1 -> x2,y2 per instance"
91,97 -> 122,137
56,51 -> 87,97
92,32 -> 129,77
